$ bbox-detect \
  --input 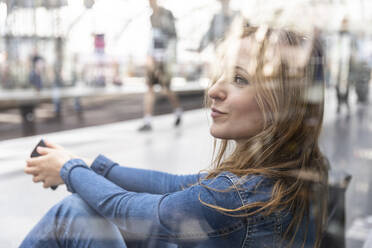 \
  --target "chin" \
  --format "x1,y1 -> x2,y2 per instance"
210,126 -> 230,139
